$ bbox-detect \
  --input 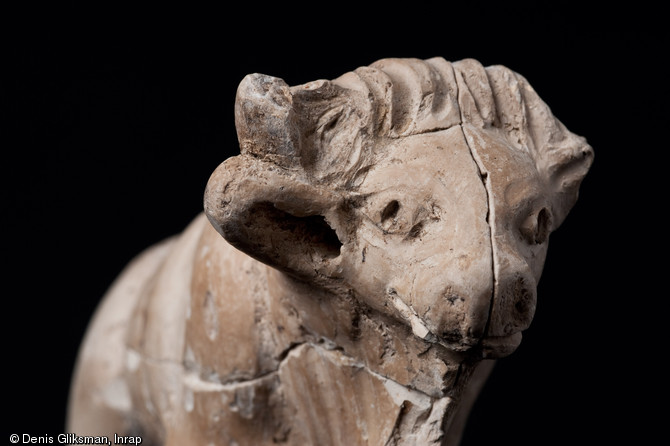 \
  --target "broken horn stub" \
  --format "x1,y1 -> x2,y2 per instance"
234,73 -> 300,167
